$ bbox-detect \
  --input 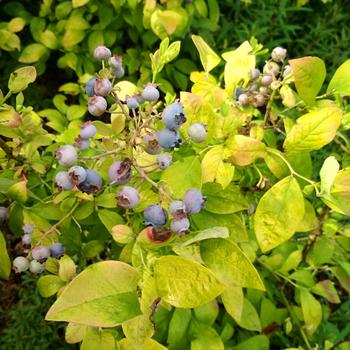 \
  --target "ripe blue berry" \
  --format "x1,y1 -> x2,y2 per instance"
109,55 -> 125,78
55,171 -> 74,191
112,65 -> 125,78
157,153 -> 172,169
126,96 -> 139,109
88,95 -> 107,117
162,102 -> 186,130
0,207 -> 8,222
158,129 -> 181,149
94,45 -> 112,60
68,166 -> 87,185
13,256 -> 29,273
187,123 -> 207,143
23,223 -> 34,234
108,160 -> 132,184
85,78 -> 96,97
117,186 -> 140,209
29,260 -> 44,274
271,47 -> 287,62
170,217 -> 190,235
94,78 -> 112,96
50,242 -> 65,259
144,205 -> 168,227
79,169 -> 103,193
169,200 -> 187,218
183,188 -> 205,214
77,138 -> 90,150
80,121 -> 97,139
143,132 -> 162,155
56,145 -> 78,167
141,84 -> 159,102
32,245 -> 50,262
22,233 -> 32,246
